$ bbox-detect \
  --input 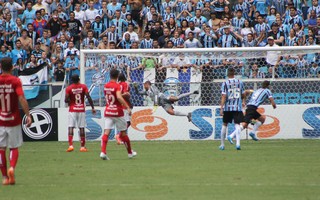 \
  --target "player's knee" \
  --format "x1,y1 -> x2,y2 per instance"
259,116 -> 266,124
